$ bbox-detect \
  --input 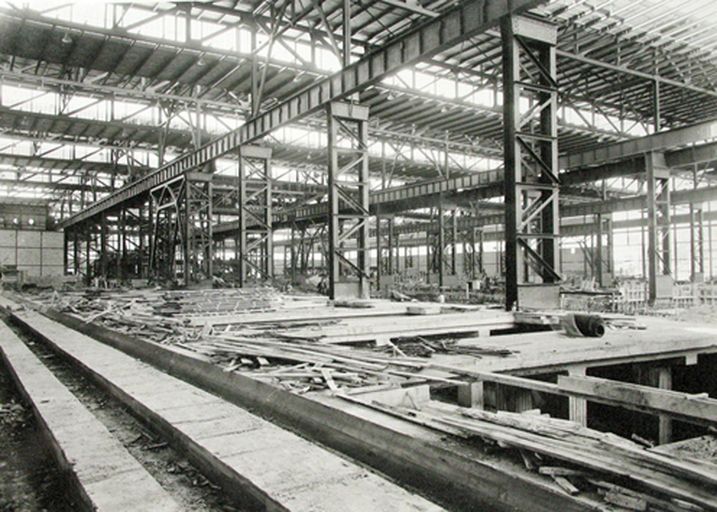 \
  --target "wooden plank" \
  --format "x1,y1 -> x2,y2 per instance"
280,312 -> 516,344
557,374 -> 717,428
452,318 -> 717,375
427,364 -> 717,428
186,302 -> 411,326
